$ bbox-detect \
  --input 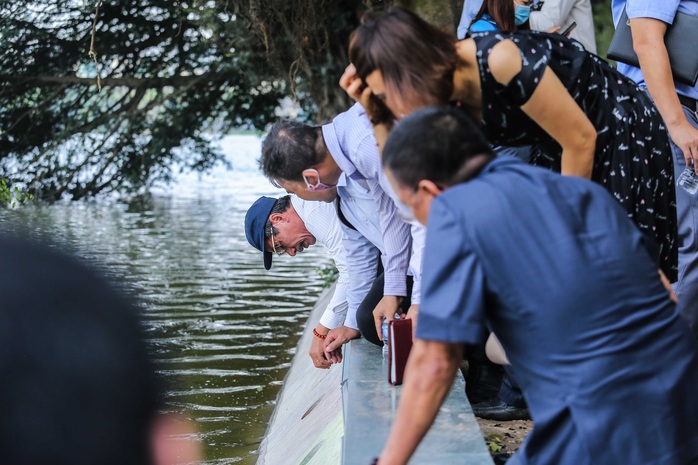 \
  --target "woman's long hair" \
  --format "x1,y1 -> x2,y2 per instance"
472,0 -> 530,32
348,7 -> 458,115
